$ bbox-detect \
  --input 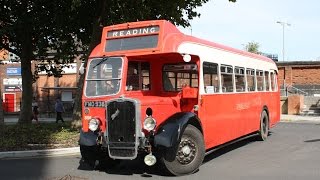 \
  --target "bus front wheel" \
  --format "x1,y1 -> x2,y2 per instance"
162,124 -> 205,176
258,110 -> 269,141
